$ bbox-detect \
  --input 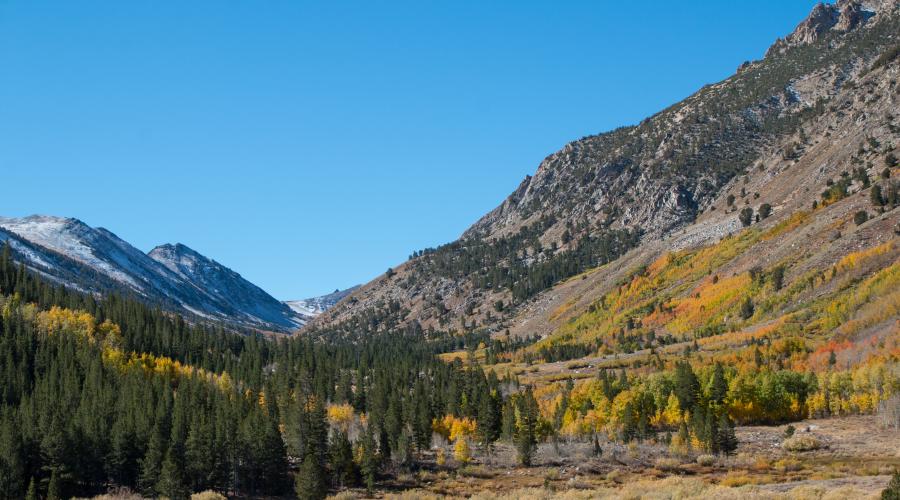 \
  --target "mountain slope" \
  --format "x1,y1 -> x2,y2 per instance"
309,0 -> 900,340
148,242 -> 303,329
285,286 -> 360,320
0,215 -> 302,331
